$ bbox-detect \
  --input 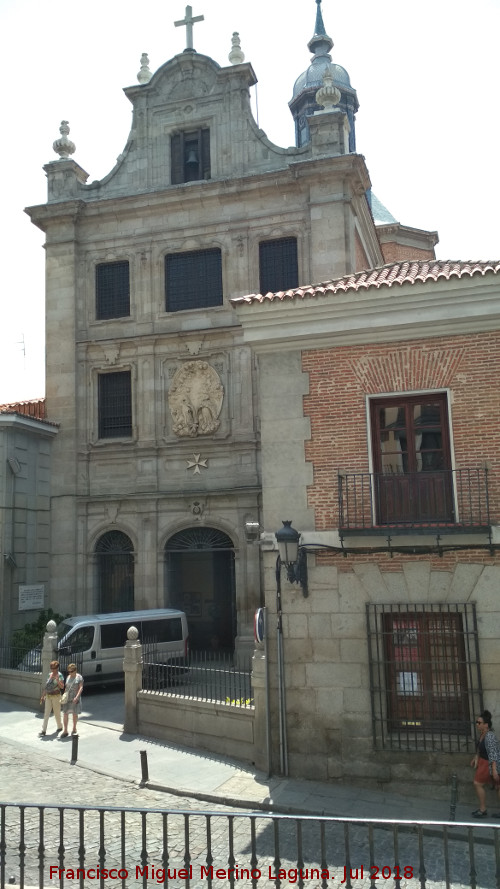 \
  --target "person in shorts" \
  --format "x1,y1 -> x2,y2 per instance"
470,710 -> 500,817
